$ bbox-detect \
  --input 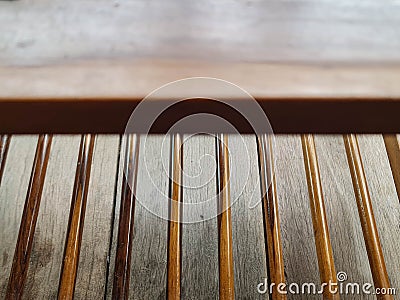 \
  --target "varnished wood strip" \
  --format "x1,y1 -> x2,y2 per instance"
58,134 -> 95,299
383,134 -> 400,202
6,134 -> 53,299
216,134 -> 235,300
300,134 -> 339,299
167,134 -> 183,300
112,135 -> 140,300
257,134 -> 286,300
343,134 -> 393,300
0,135 -> 11,185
